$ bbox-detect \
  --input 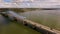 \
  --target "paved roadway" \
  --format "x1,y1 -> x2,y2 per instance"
24,19 -> 60,34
